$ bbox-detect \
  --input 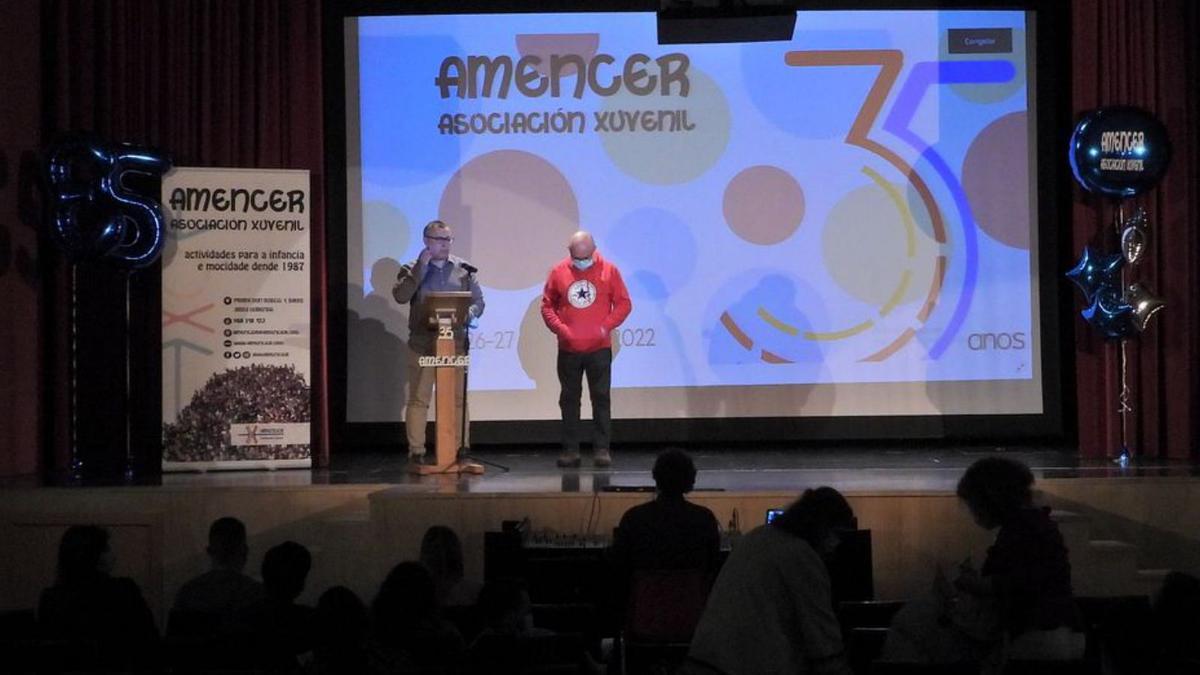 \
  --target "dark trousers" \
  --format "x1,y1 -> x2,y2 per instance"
557,348 -> 612,451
